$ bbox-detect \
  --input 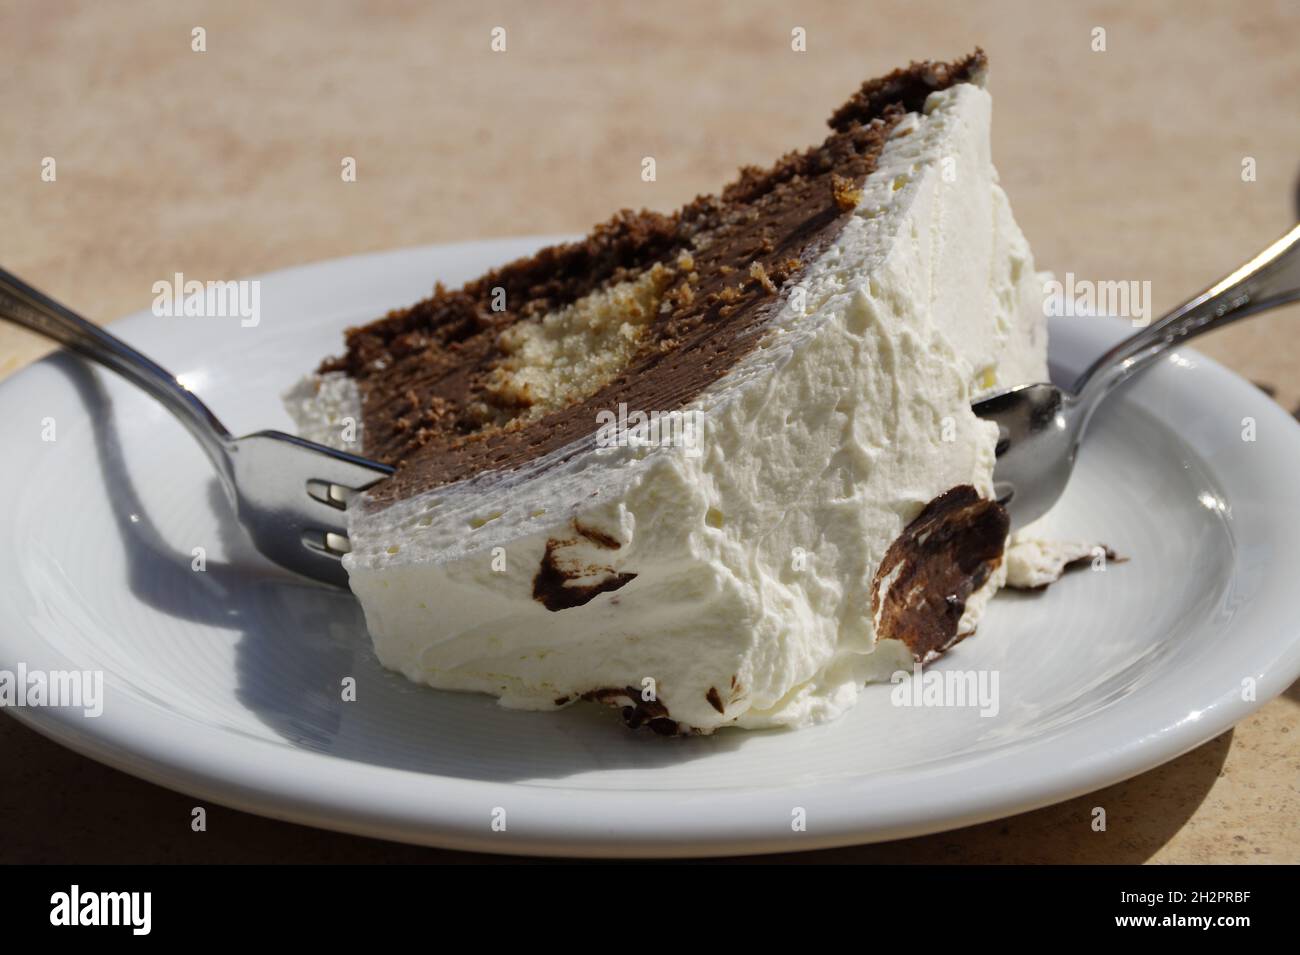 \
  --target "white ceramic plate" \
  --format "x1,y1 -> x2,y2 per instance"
3,239 -> 1299,858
